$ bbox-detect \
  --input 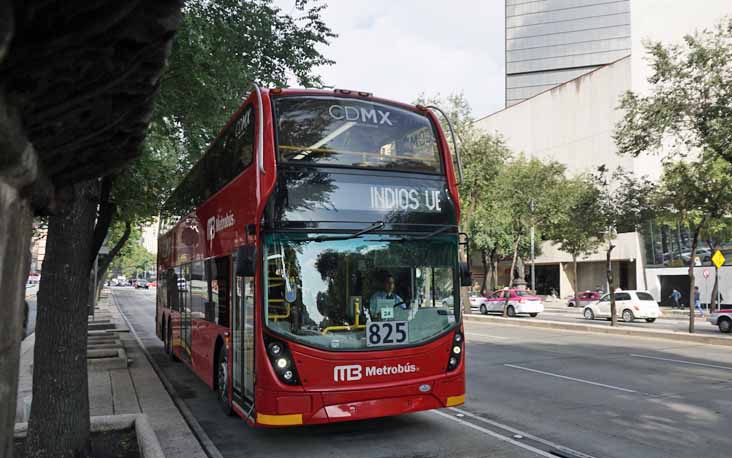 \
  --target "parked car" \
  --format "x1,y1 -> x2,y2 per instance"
477,289 -> 544,317
468,292 -> 490,314
148,281 -> 157,288
708,309 -> 732,333
583,290 -> 661,322
567,290 -> 603,307
134,279 -> 149,289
